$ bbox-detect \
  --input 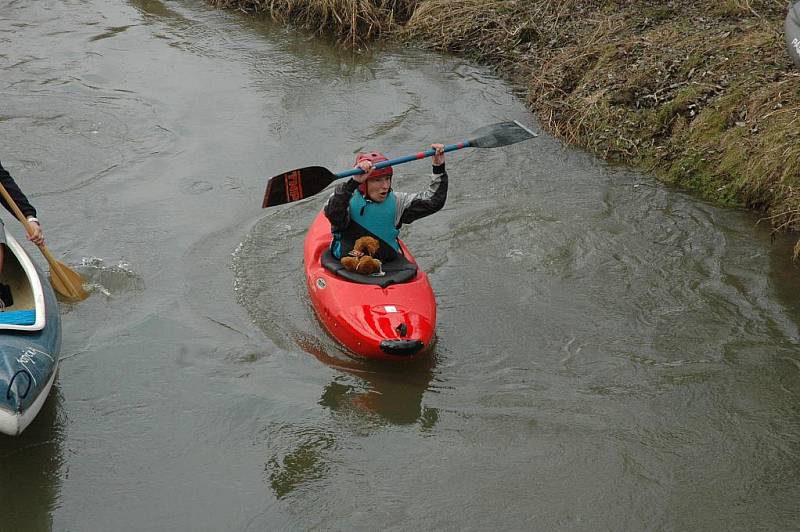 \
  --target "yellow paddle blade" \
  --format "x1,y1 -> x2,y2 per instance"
0,180 -> 89,302
48,259 -> 89,302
